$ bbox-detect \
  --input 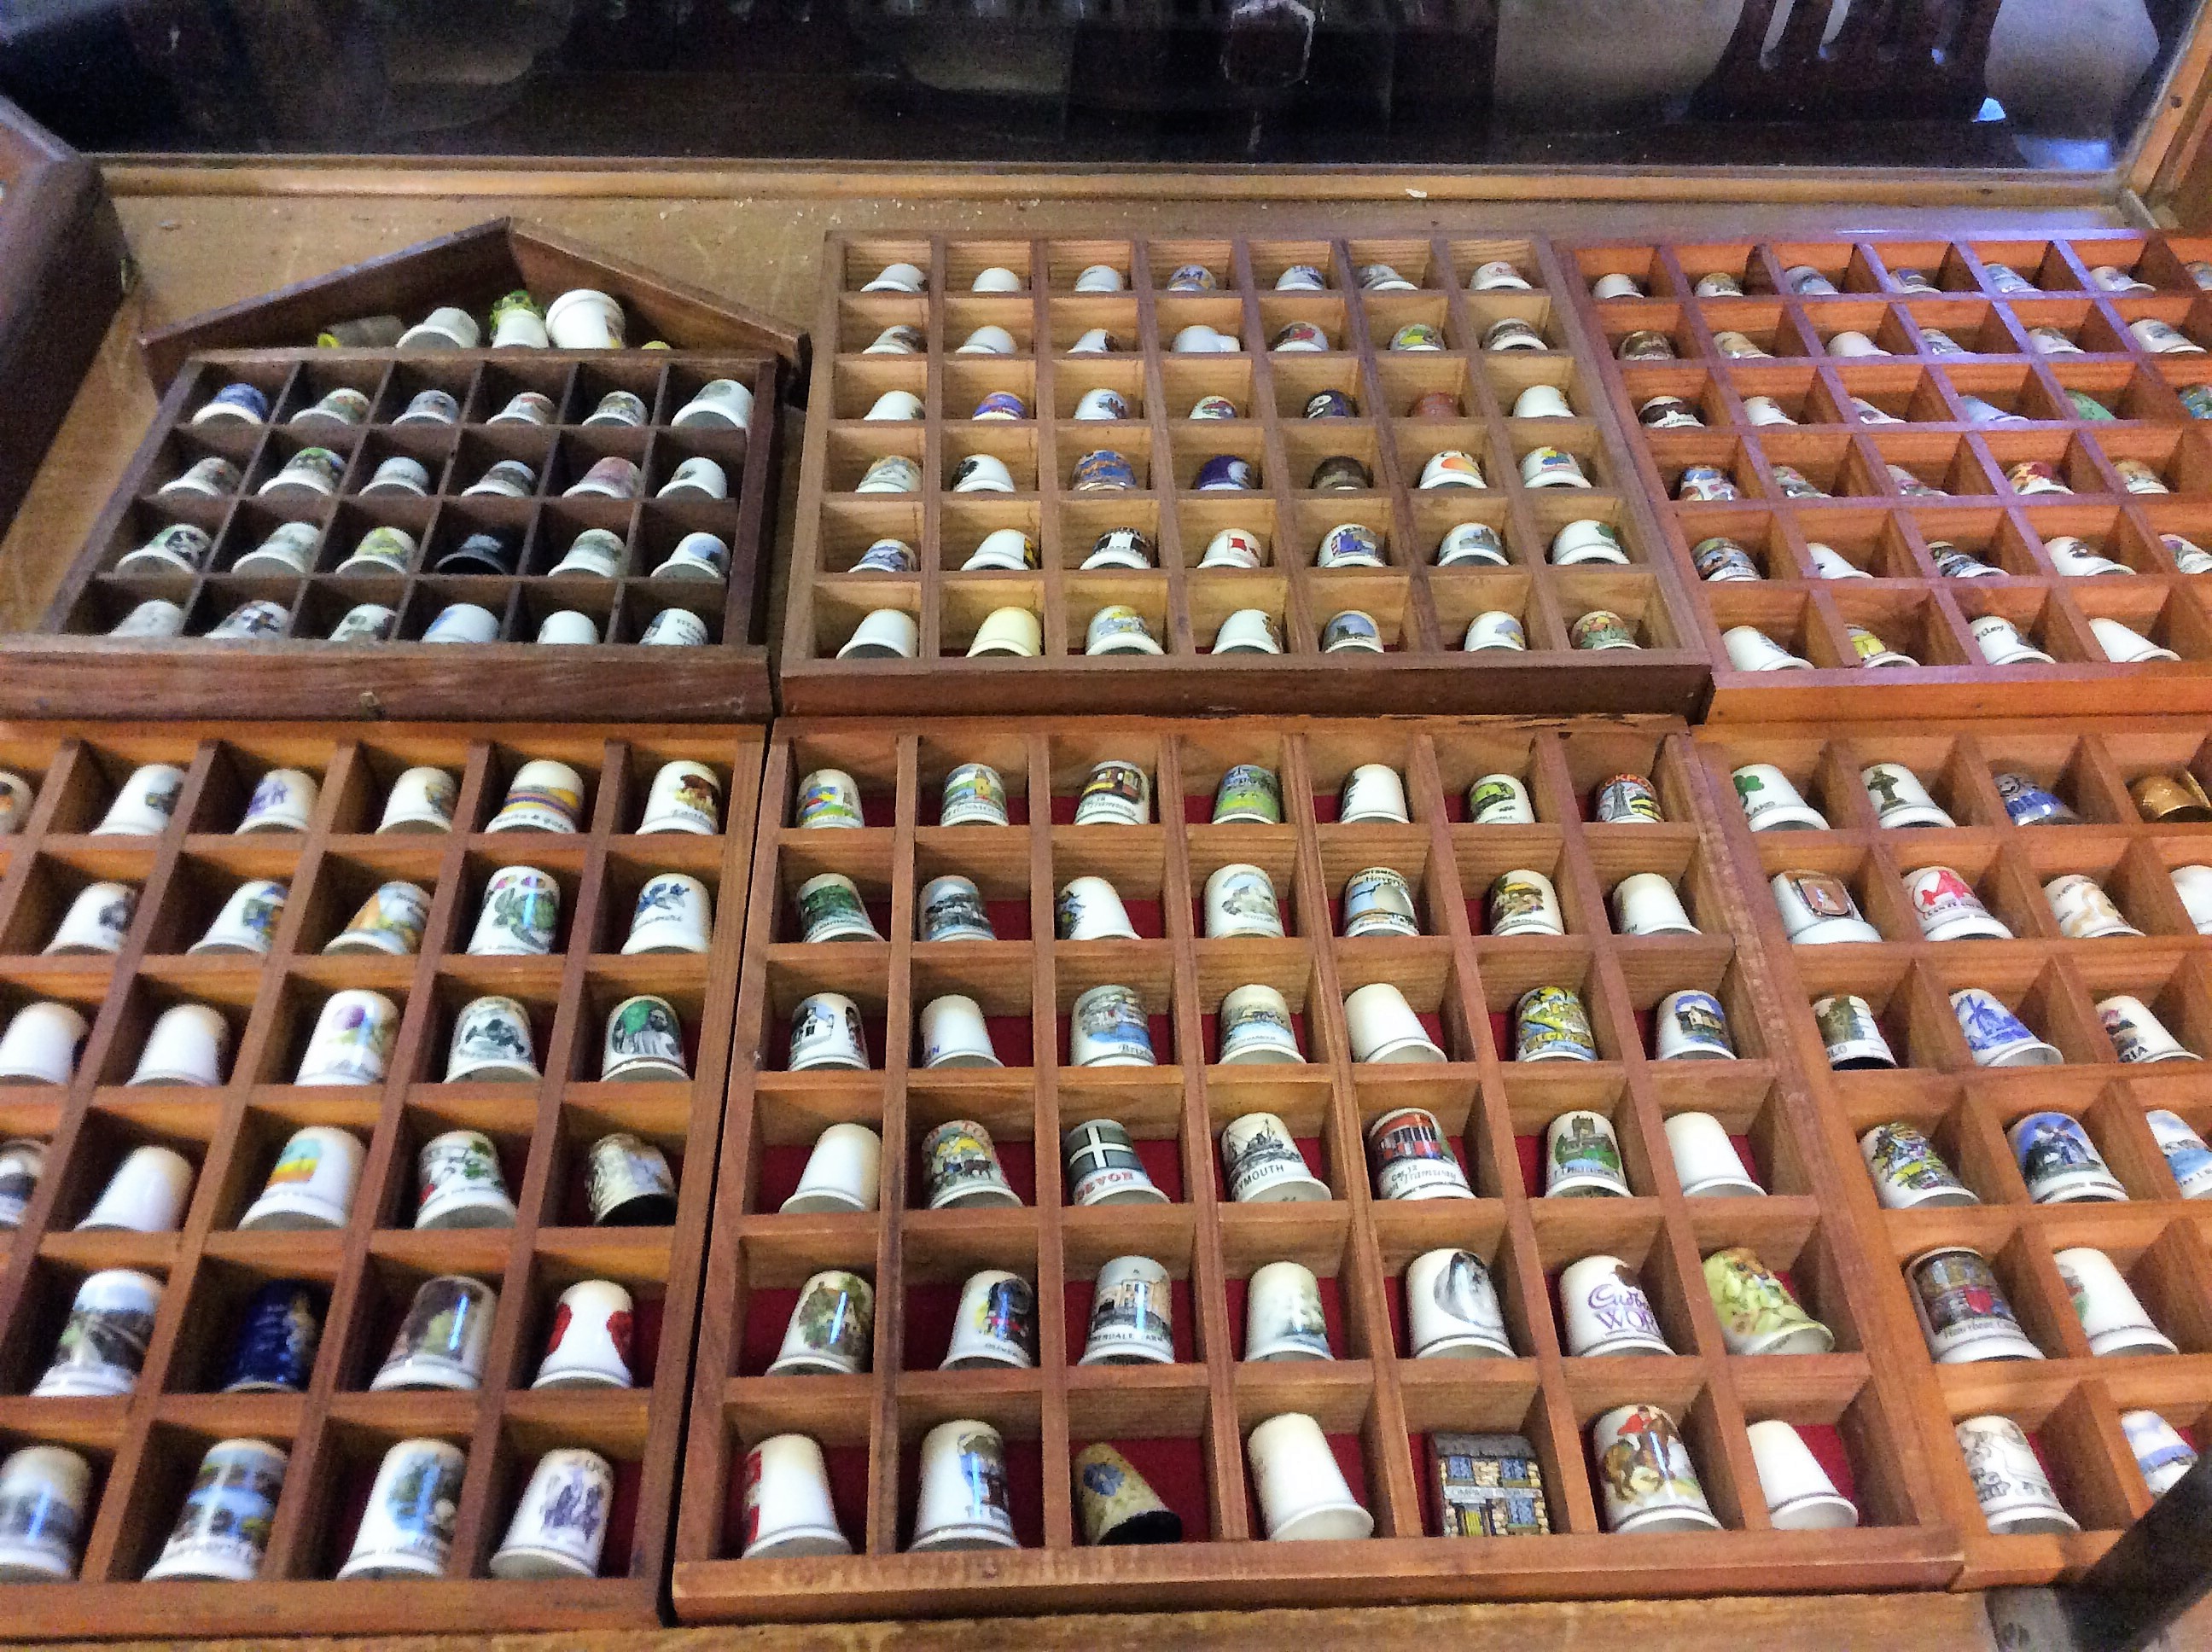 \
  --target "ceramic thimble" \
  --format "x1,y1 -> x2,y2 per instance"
909,1420 -> 1018,1551
788,992 -> 867,1072
1860,1122 -> 1976,1209
335,1439 -> 469,1578
1745,1420 -> 1858,1530
544,288 -> 624,347
1073,1445 -> 1182,1547
1247,1412 -> 1372,1541
919,874 -> 996,942
2147,1109 -> 2212,1198
2010,1111 -> 2125,1203
1655,988 -> 1735,1060
93,763 -> 186,836
2046,872 -> 2140,939
1953,989 -> 2061,1067
1245,1260 -> 1332,1361
323,880 -> 432,957
1559,1254 -> 1672,1355
490,1448 -> 615,1579
446,995 -> 541,1082
1056,876 -> 1138,942
1343,980 -> 1445,1063
1068,983 -> 1155,1066
1731,764 -> 1828,831
1203,863 -> 1284,939
533,1277 -> 637,1387
1467,773 -> 1536,823
1217,983 -> 1303,1063
1366,1107 -> 1472,1201
377,766 -> 458,834
767,1270 -> 873,1376
1771,870 -> 1881,944
488,759 -> 585,834
1515,984 -> 1597,1062
1545,1109 -> 1629,1198
0,1000 -> 85,1085
370,1275 -> 497,1391
781,1122 -> 882,1214
1220,1111 -> 1329,1203
1813,992 -> 1897,1070
1860,762 -> 1955,829
221,1280 -> 323,1393
1591,1404 -> 1720,1533
942,1269 -> 1037,1370
1906,1247 -> 2042,1362
239,1125 -> 363,1230
465,864 -> 561,957
2122,1411 -> 2199,1496
1954,1415 -> 2076,1534
1342,865 -> 1418,938
416,1129 -> 517,1229
1339,763 -> 1409,823
794,767 -> 865,829
0,1446 -> 91,1579
77,1144 -> 194,1233
623,871 -> 713,955
742,1434 -> 853,1558
142,1438 -> 288,1582
917,995 -> 999,1068
1211,763 -> 1283,825
183,877 -> 287,956
294,988 -> 399,1085
43,881 -> 137,956
1063,1119 -> 1168,1207
2055,1245 -> 2176,1357
1610,871 -> 1696,936
1080,1255 -> 1174,1365
1487,868 -> 1563,938
1406,1248 -> 1512,1358
940,762 -> 1008,827
1074,759 -> 1150,825
640,759 -> 721,835
1703,1246 -> 1832,1353
586,1131 -> 678,1226
603,994 -> 689,1080
33,1267 -> 163,1396
922,1119 -> 1022,1209
2171,864 -> 2212,933
1664,1112 -> 1762,1196
2098,994 -> 2196,1063
0,1137 -> 42,1230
